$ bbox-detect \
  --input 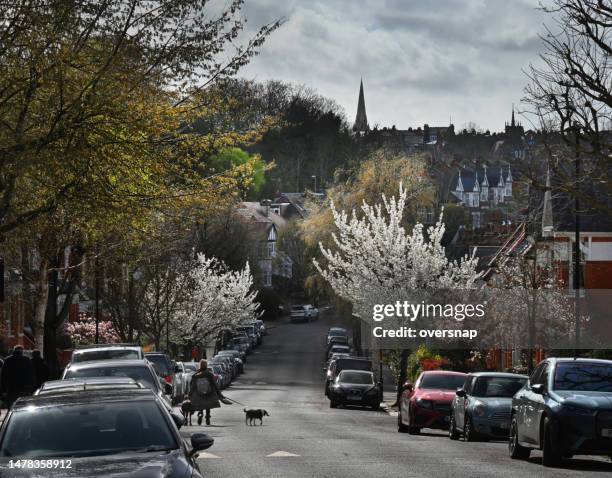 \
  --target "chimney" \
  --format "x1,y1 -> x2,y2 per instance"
260,199 -> 272,217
